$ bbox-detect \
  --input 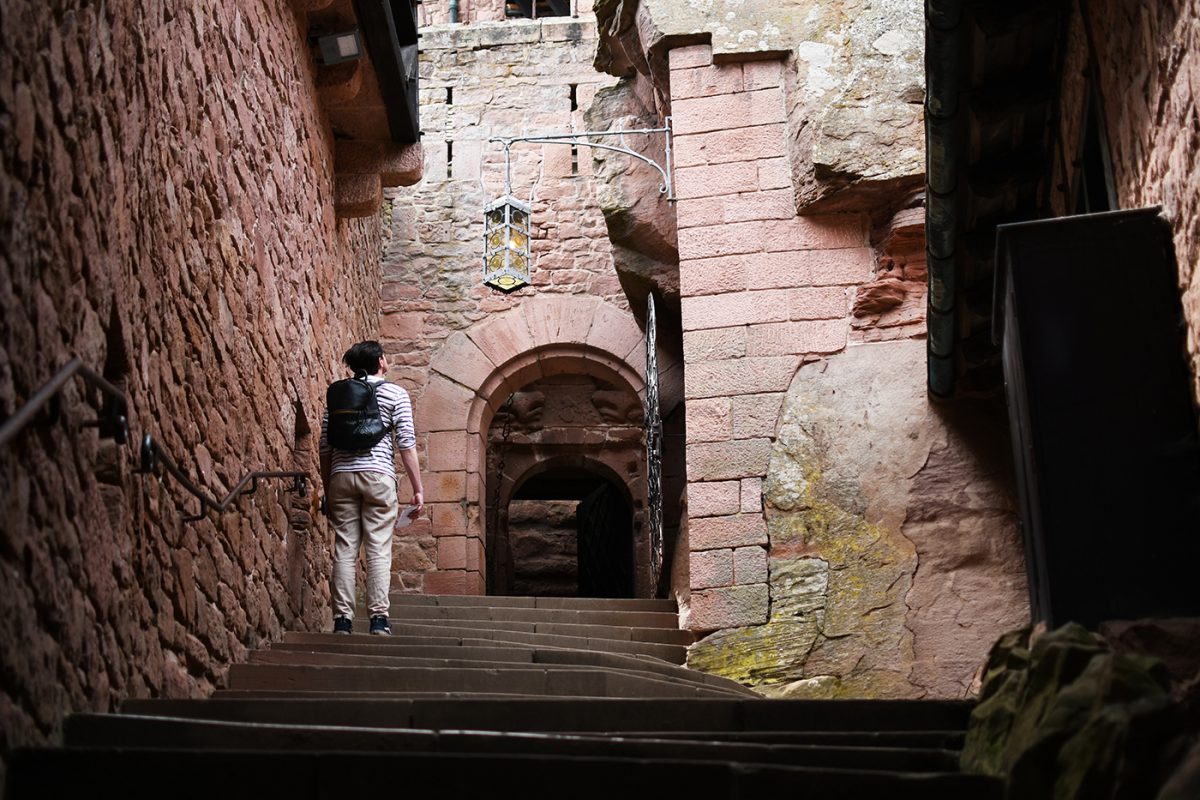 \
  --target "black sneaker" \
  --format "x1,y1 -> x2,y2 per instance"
369,615 -> 391,636
333,617 -> 353,635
